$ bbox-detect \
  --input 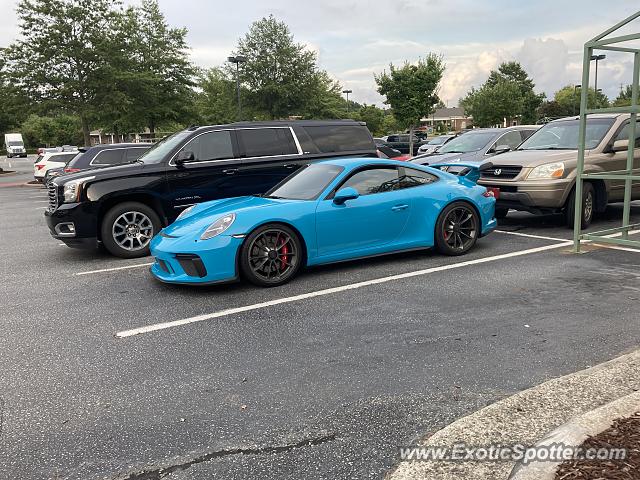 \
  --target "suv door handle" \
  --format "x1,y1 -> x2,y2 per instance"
222,169 -> 238,175
391,204 -> 409,211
